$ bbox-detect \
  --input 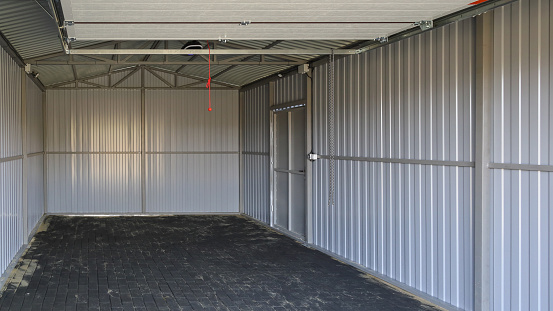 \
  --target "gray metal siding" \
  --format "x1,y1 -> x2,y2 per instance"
274,73 -> 306,105
0,46 -> 25,280
25,75 -> 45,233
312,19 -> 475,310
145,90 -> 239,213
26,155 -> 44,235
145,90 -> 238,153
45,89 -> 142,213
46,154 -> 141,214
243,85 -> 270,223
26,76 -> 43,154
0,160 -> 23,278
489,1 -> 553,310
146,154 -> 239,213
46,90 -> 141,153
0,48 -> 22,158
